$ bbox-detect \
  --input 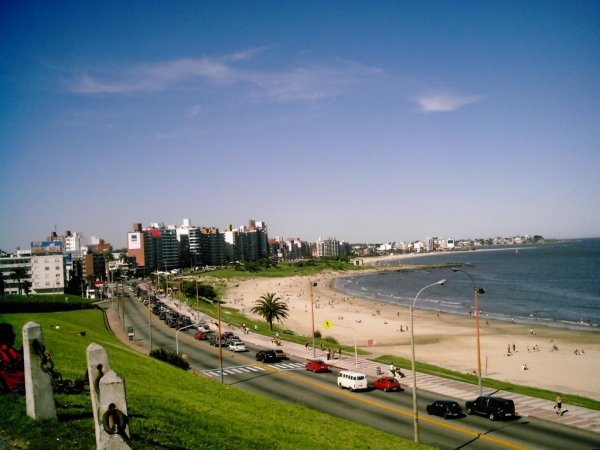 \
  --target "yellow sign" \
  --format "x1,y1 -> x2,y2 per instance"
323,320 -> 333,329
